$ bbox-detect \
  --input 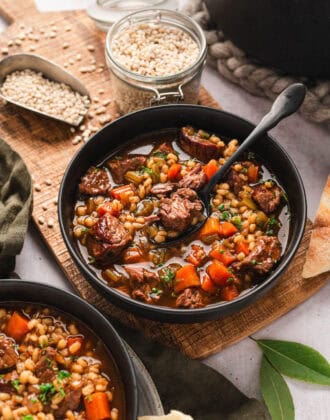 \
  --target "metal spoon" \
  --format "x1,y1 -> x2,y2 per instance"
160,83 -> 306,245
0,53 -> 90,126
